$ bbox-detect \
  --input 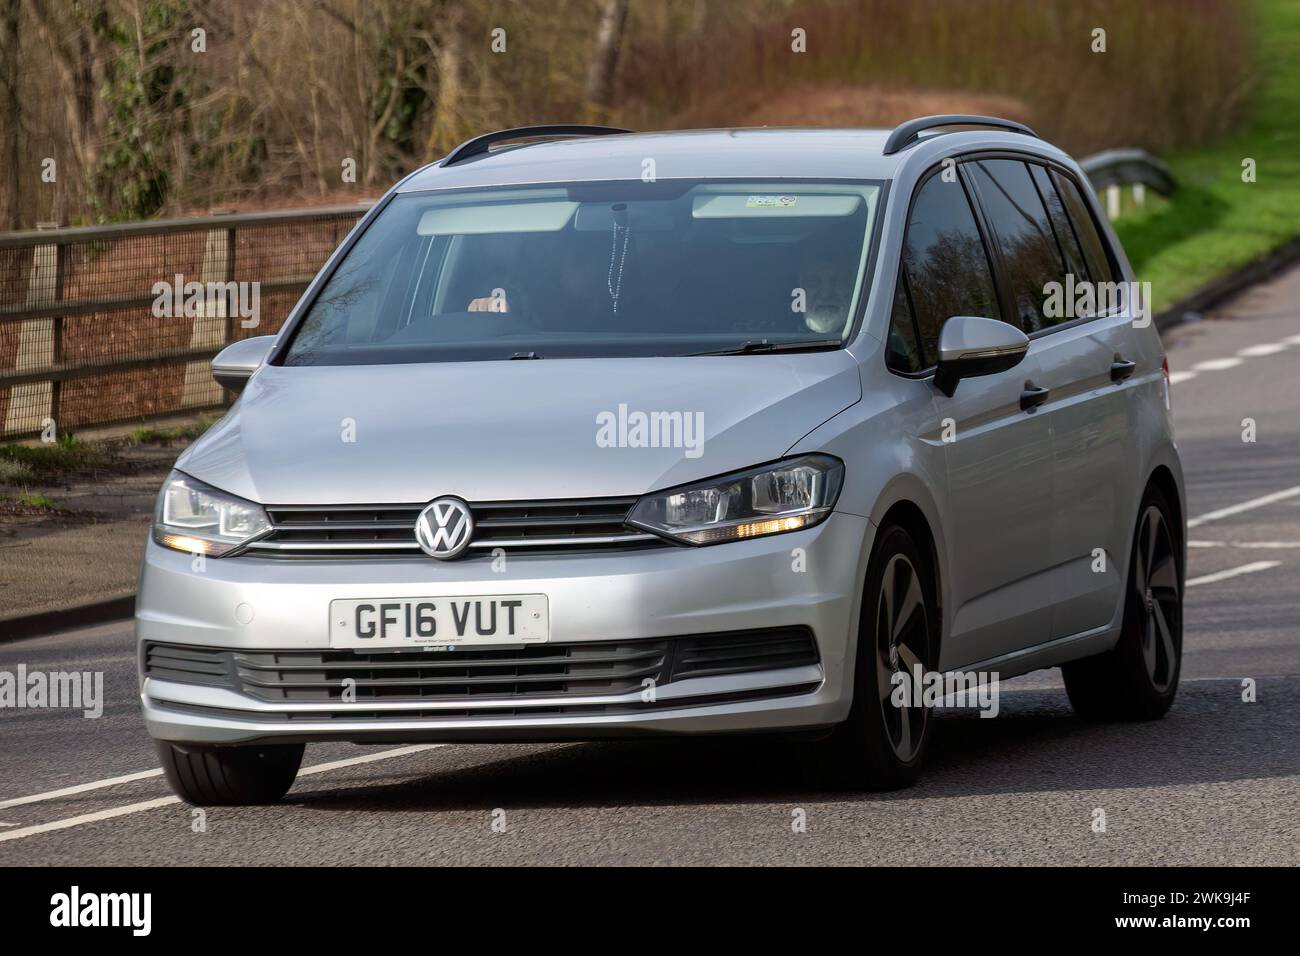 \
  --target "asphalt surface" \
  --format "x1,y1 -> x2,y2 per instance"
1,268 -> 1298,866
